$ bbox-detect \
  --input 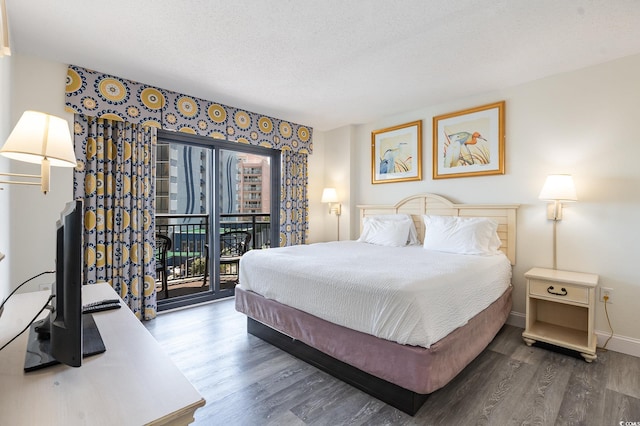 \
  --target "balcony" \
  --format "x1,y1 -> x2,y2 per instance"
155,213 -> 271,300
